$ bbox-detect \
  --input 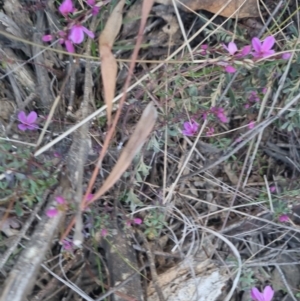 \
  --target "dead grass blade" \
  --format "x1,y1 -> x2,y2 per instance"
99,0 -> 125,126
88,102 -> 157,204
59,0 -> 155,243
